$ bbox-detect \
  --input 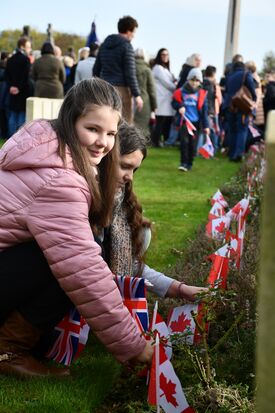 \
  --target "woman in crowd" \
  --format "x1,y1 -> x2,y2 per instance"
32,41 -> 66,99
133,48 -> 157,138
151,48 -> 176,147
